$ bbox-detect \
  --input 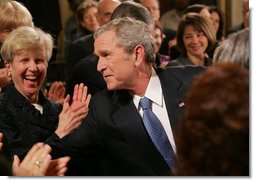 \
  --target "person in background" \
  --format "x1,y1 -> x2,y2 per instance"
175,63 -> 249,176
0,0 -> 64,101
227,0 -> 249,37
139,0 -> 174,63
64,0 -> 121,78
75,0 -> 100,40
160,0 -> 190,31
64,0 -> 85,46
183,4 -> 211,20
0,26 -> 91,163
50,17 -> 205,176
183,4 -> 219,58
209,6 -> 225,42
153,21 -> 170,68
167,13 -> 216,67
213,28 -> 249,69
166,3 -> 216,62
140,0 -> 160,21
0,0 -> 33,91
0,132 -> 70,176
